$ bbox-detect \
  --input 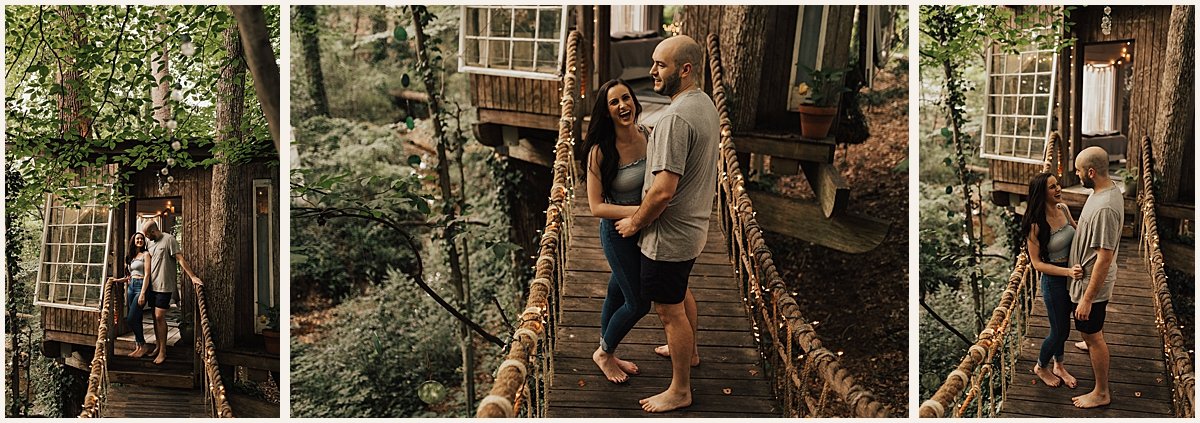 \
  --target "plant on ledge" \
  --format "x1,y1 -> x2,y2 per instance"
796,65 -> 851,139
